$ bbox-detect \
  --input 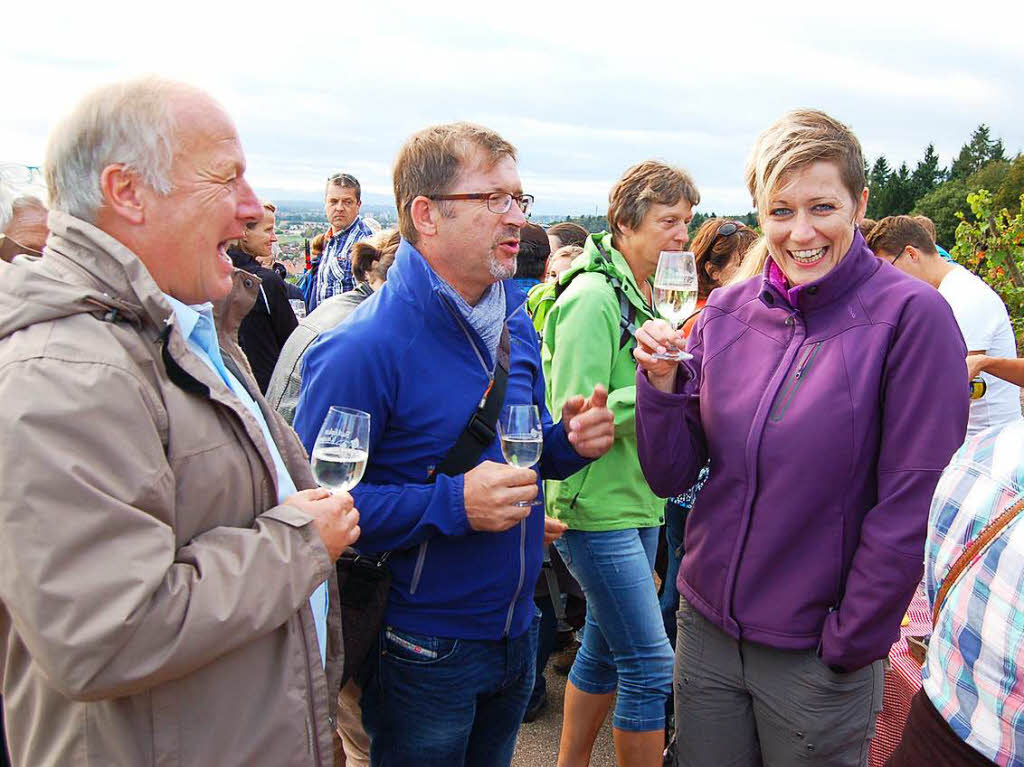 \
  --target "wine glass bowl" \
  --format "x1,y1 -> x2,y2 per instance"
651,250 -> 698,361
498,405 -> 543,507
311,406 -> 371,494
